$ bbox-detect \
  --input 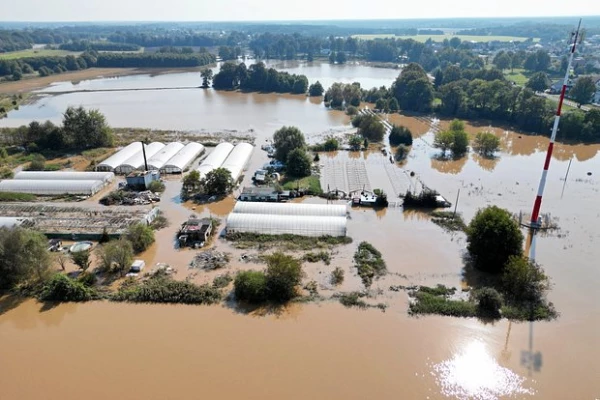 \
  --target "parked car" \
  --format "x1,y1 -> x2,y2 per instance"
263,160 -> 284,171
